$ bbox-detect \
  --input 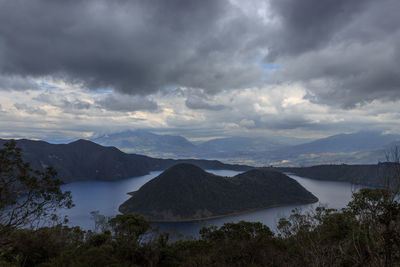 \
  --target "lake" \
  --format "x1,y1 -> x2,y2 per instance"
61,169 -> 365,238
